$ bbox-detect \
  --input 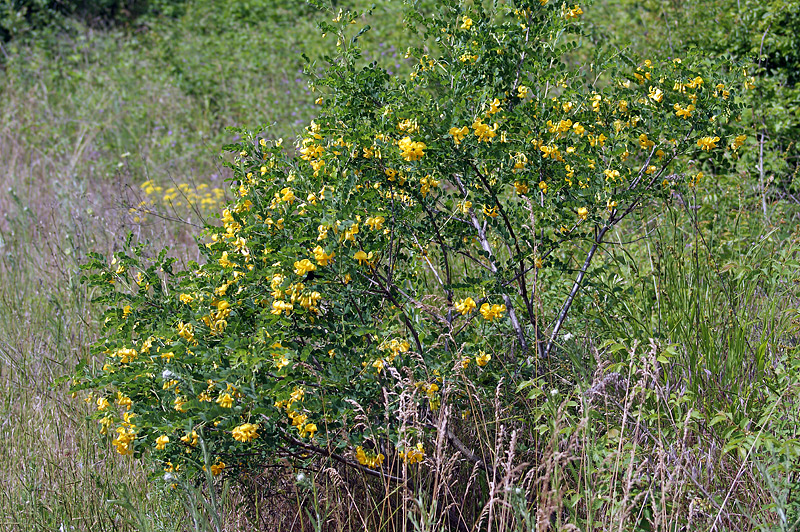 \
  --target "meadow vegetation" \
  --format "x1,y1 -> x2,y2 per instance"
1,1 -> 799,531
